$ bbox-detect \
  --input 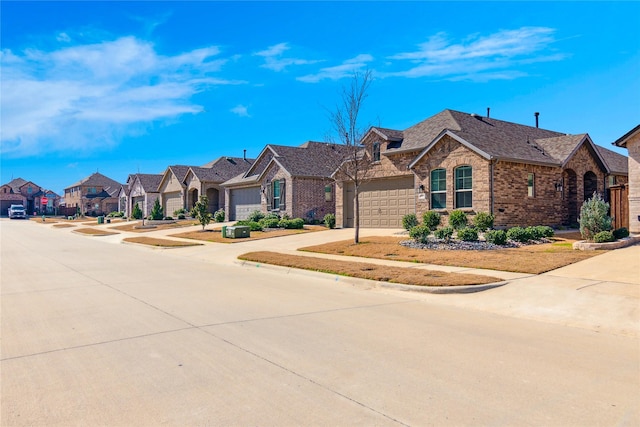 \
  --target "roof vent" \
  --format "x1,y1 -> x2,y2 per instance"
470,113 -> 483,120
